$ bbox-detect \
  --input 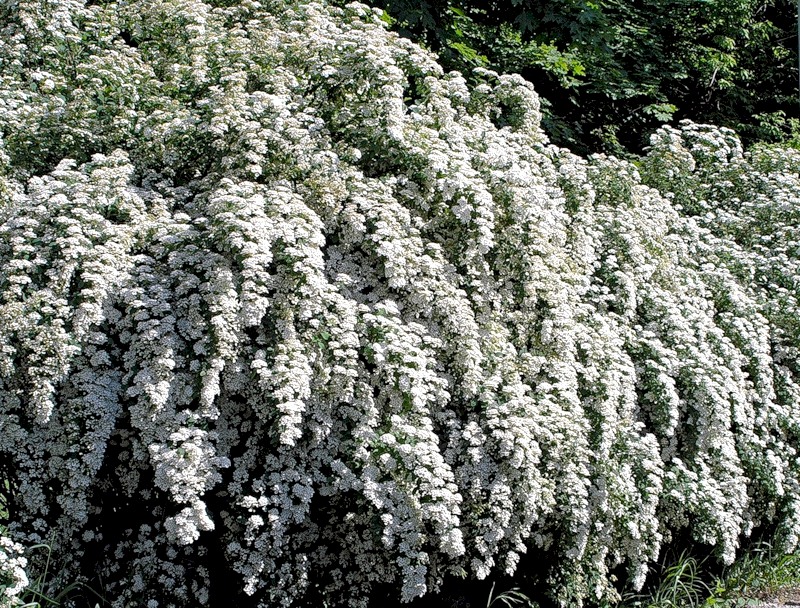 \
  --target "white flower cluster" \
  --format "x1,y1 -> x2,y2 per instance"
0,1 -> 799,607
0,534 -> 29,606
641,120 -> 800,555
